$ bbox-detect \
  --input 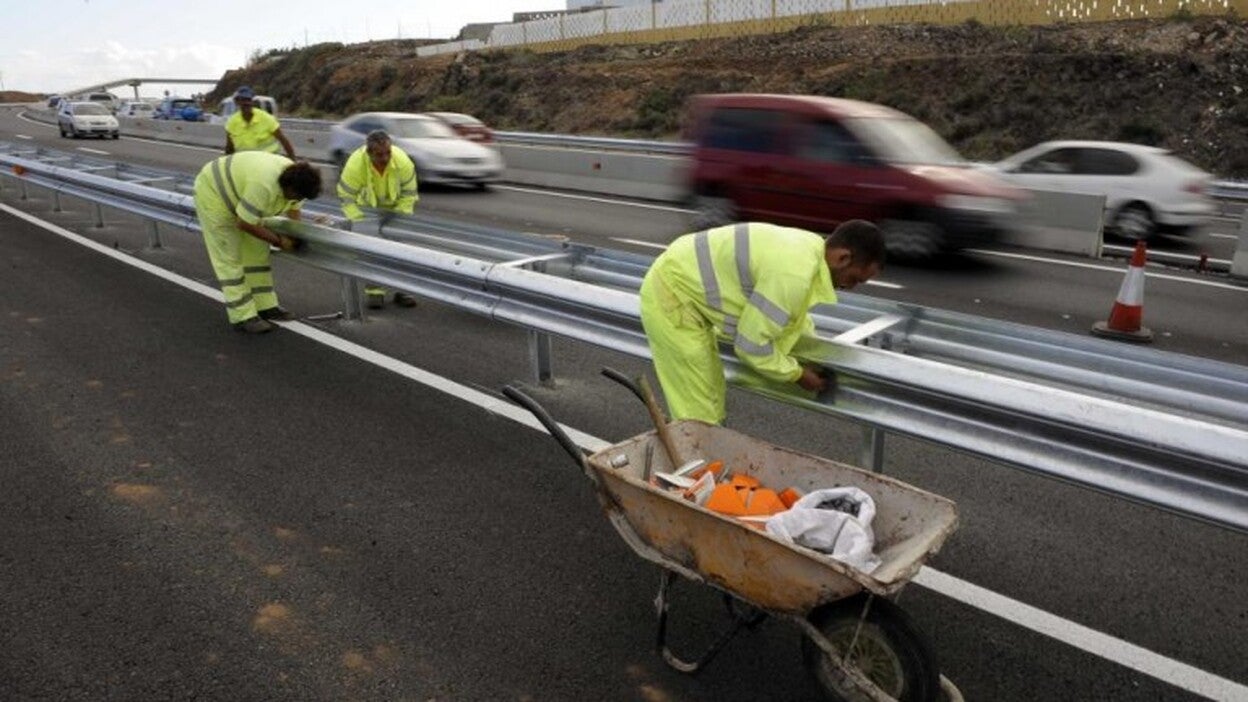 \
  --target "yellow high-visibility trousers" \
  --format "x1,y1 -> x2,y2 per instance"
198,212 -> 280,324
639,268 -> 725,425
